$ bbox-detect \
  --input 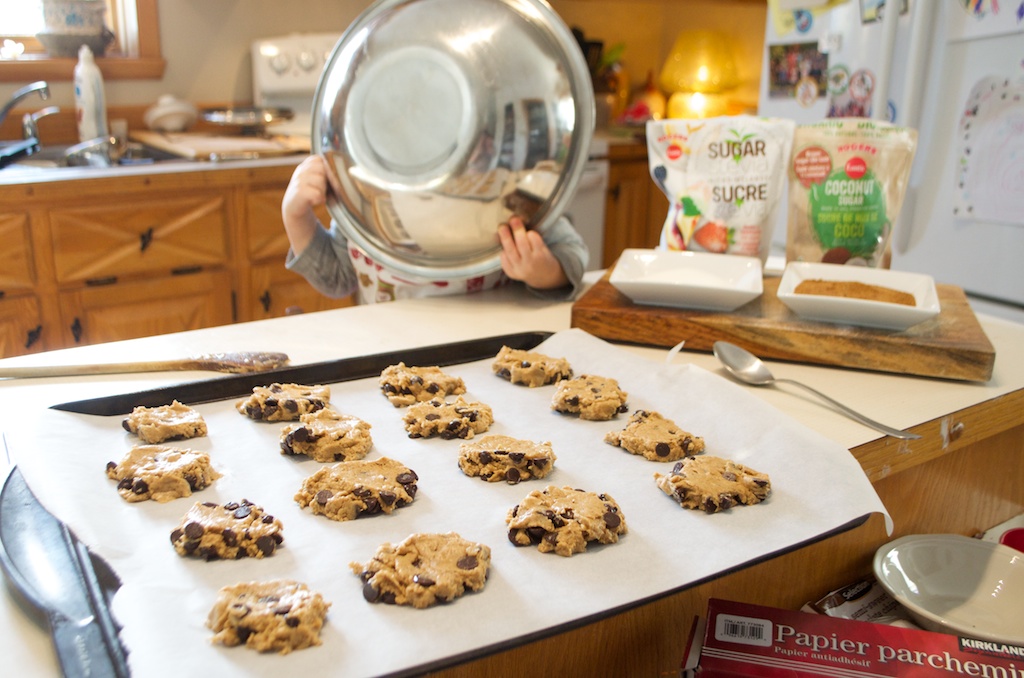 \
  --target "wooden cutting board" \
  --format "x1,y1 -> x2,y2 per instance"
130,131 -> 304,160
571,270 -> 996,382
